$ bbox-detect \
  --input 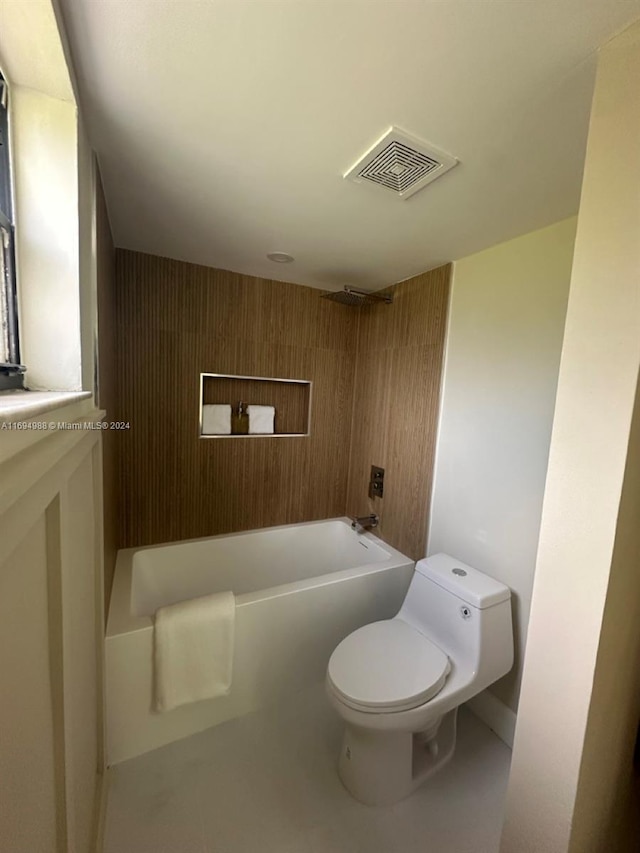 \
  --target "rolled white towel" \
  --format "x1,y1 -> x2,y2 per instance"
202,403 -> 231,435
248,405 -> 275,434
154,590 -> 235,713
